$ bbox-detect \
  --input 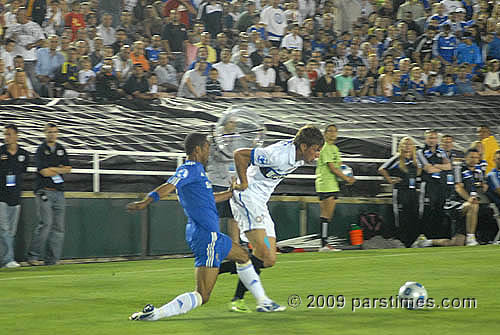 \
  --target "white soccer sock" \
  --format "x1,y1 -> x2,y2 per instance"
467,233 -> 475,239
151,291 -> 202,320
236,261 -> 272,305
